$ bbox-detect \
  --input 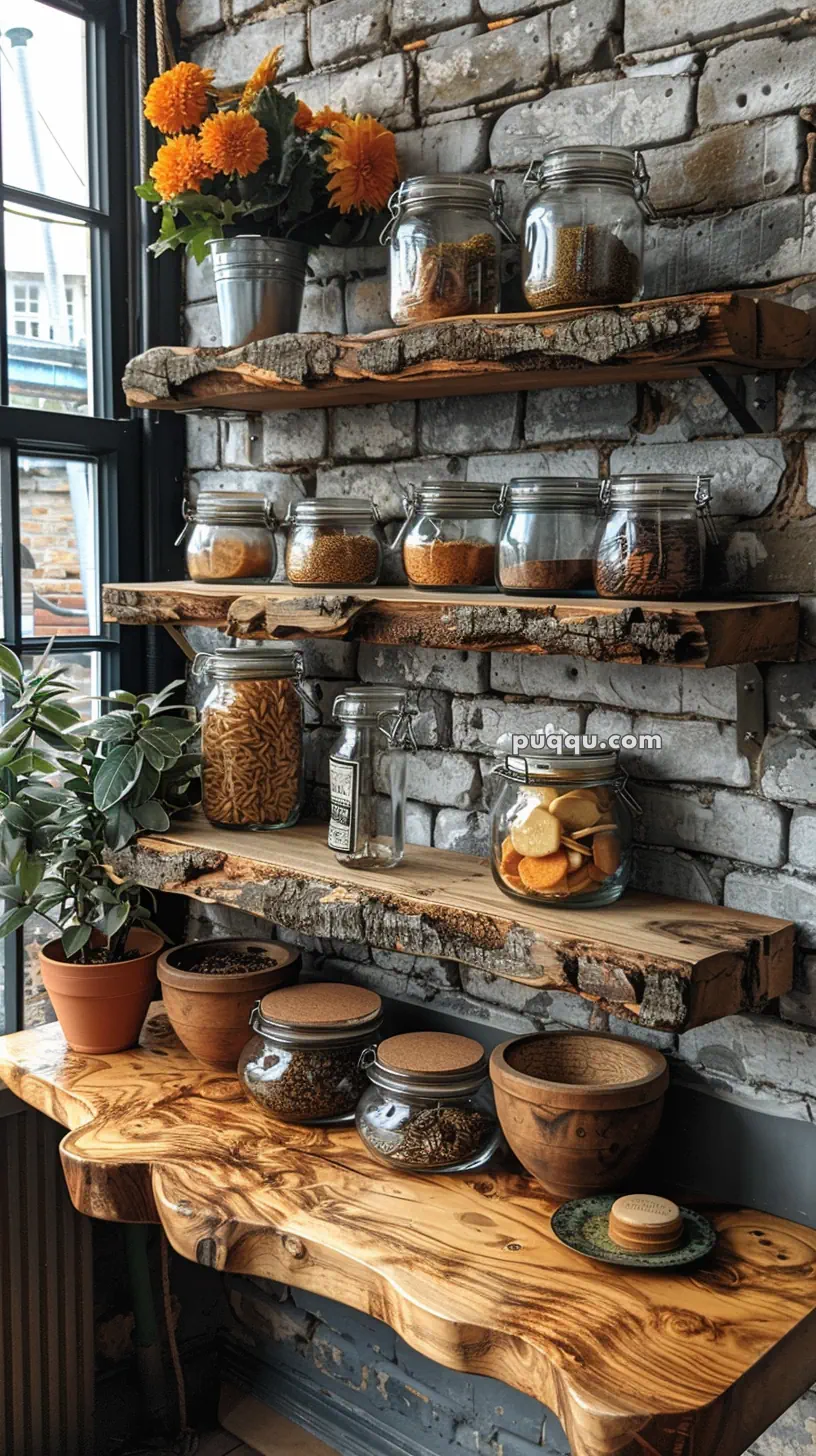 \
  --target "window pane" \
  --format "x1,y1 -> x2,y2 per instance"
0,3 -> 89,206
5,204 -> 92,415
19,455 -> 99,638
21,647 -> 100,718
